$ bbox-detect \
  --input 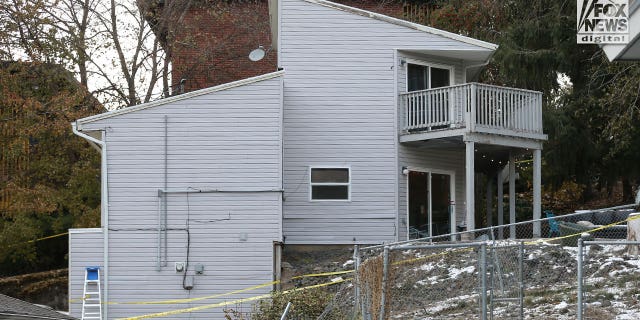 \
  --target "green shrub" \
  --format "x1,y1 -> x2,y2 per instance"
224,287 -> 343,320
